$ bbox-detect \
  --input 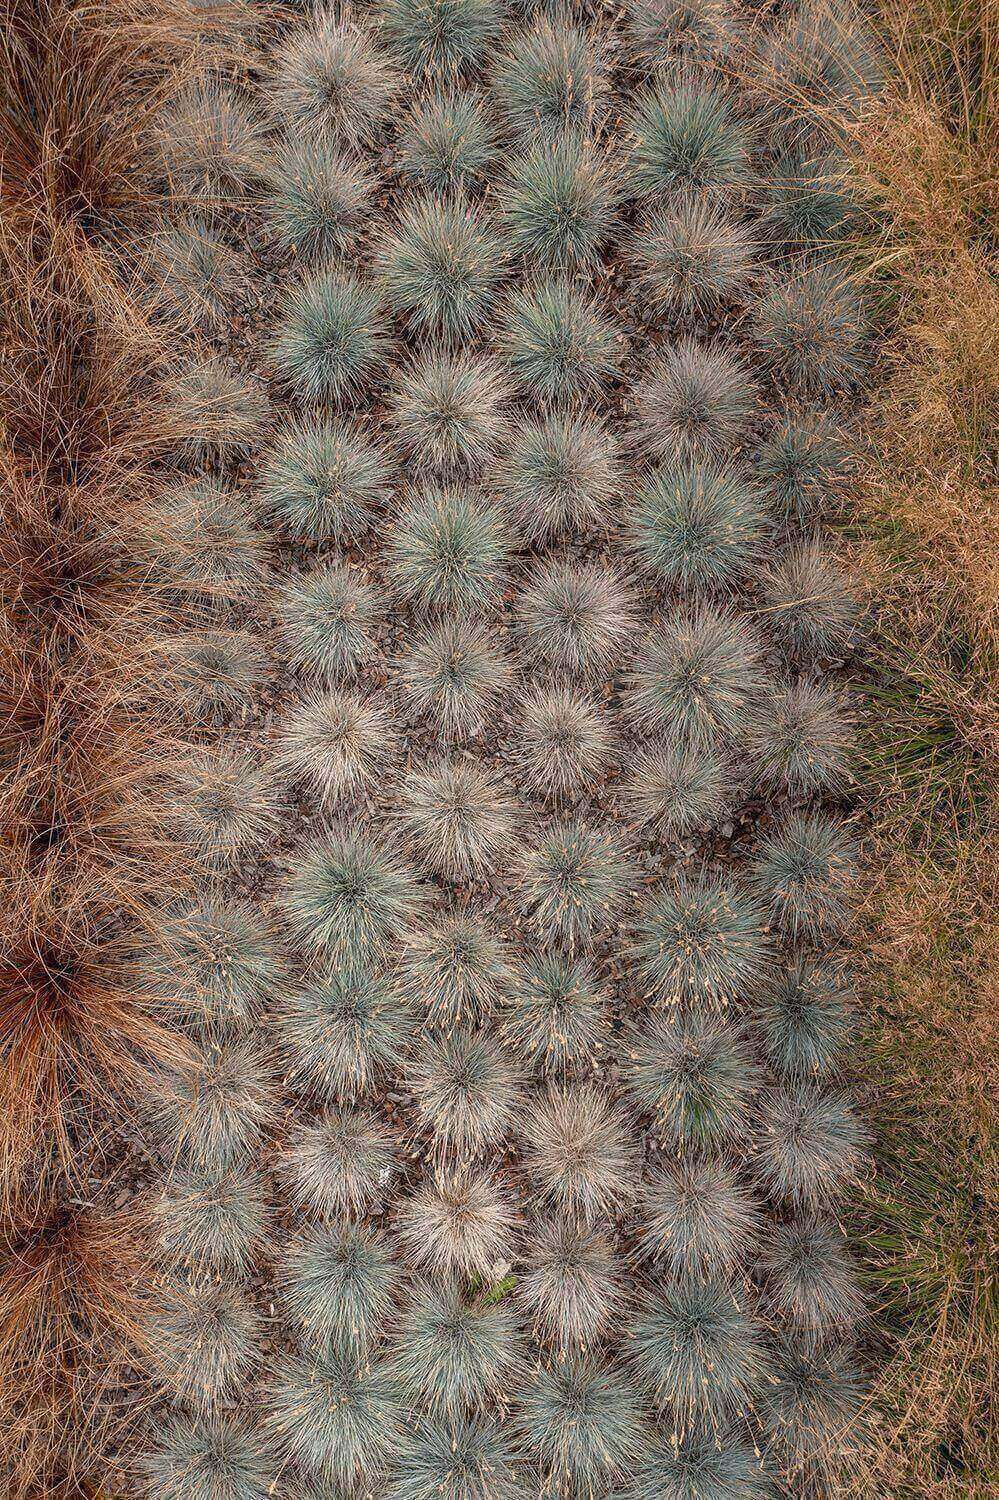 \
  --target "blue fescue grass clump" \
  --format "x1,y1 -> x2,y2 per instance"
268,1351 -> 400,1491
157,476 -> 268,606
631,866 -> 769,1006
756,407 -> 850,522
284,826 -> 425,961
627,71 -> 752,200
753,262 -> 868,396
750,811 -> 857,938
169,629 -> 267,726
389,349 -> 510,475
166,354 -> 270,465
159,1035 -> 273,1173
521,1083 -> 637,1220
157,81 -> 267,200
268,9 -> 398,147
275,562 -> 380,681
763,1214 -> 863,1340
280,963 -> 415,1102
629,457 -> 768,592
622,1009 -> 759,1147
624,0 -> 738,69
627,1277 -> 770,1421
397,89 -> 498,192
499,136 -> 620,272
763,1338 -> 862,1472
408,1025 -> 522,1157
401,910 -> 516,1025
152,217 -> 246,335
761,537 -> 858,659
262,137 -> 374,260
398,616 -> 513,740
271,267 -> 388,404
280,1224 -> 398,1357
638,1157 -> 761,1277
761,147 -> 856,250
499,279 -> 624,406
387,485 -> 510,611
260,415 -> 391,543
175,746 -> 278,875
161,894 -> 279,1033
626,1426 -> 770,1500
757,954 -> 852,1079
518,559 -> 636,681
375,196 -> 504,342
753,0 -> 882,151
390,1412 -> 523,1500
157,1164 -> 268,1275
749,678 -> 852,796
391,1281 -> 521,1416
624,742 -> 732,839
632,194 -> 756,318
758,1084 -> 866,1208
501,953 -> 610,1075
517,1353 -> 646,1496
501,411 -> 620,541
635,338 -> 757,461
400,759 -> 517,880
396,1166 -> 516,1279
491,15 -> 611,143
273,688 -> 397,808
381,0 -> 506,78
152,1279 -> 262,1412
626,604 -> 763,749
285,1105 -> 396,1219
142,1411 -> 272,1500
515,685 -> 616,801
518,818 -> 634,951
519,1217 -> 622,1349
